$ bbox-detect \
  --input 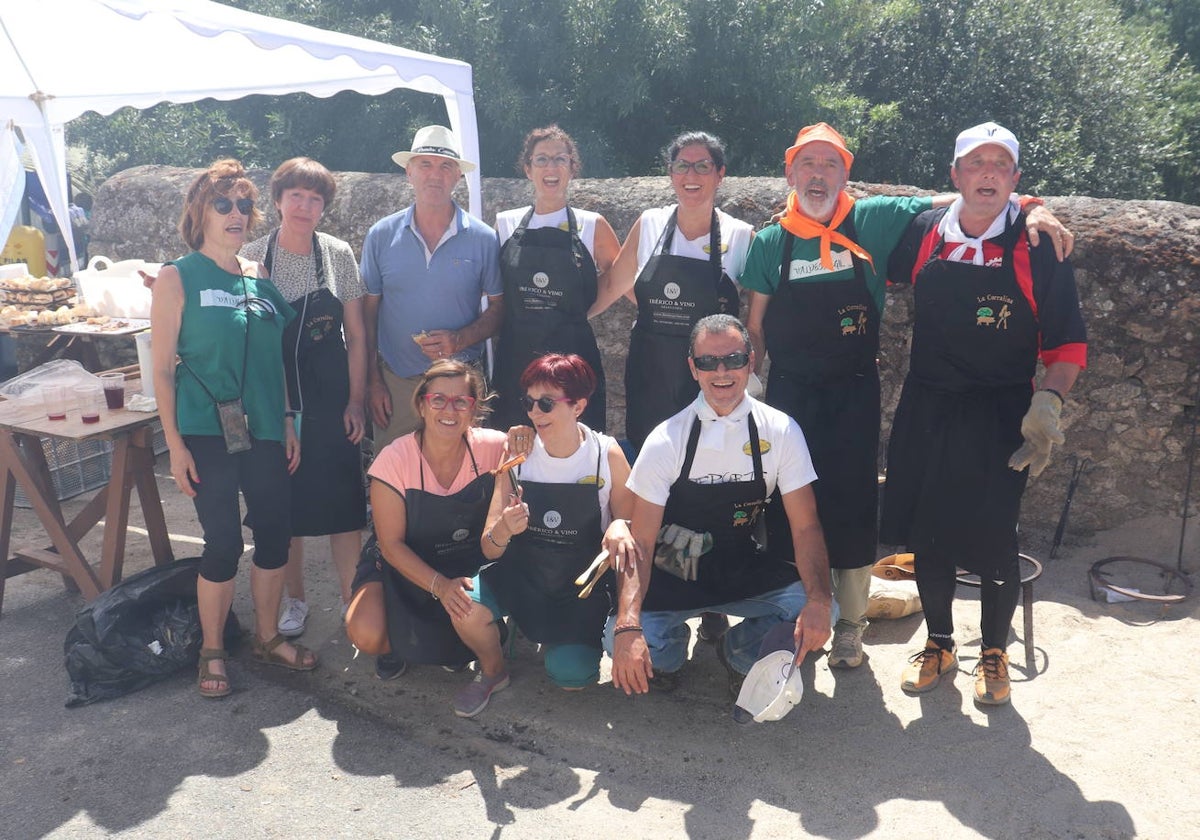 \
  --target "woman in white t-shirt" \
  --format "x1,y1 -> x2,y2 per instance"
491,126 -> 621,433
450,355 -> 638,712
590,131 -> 754,452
